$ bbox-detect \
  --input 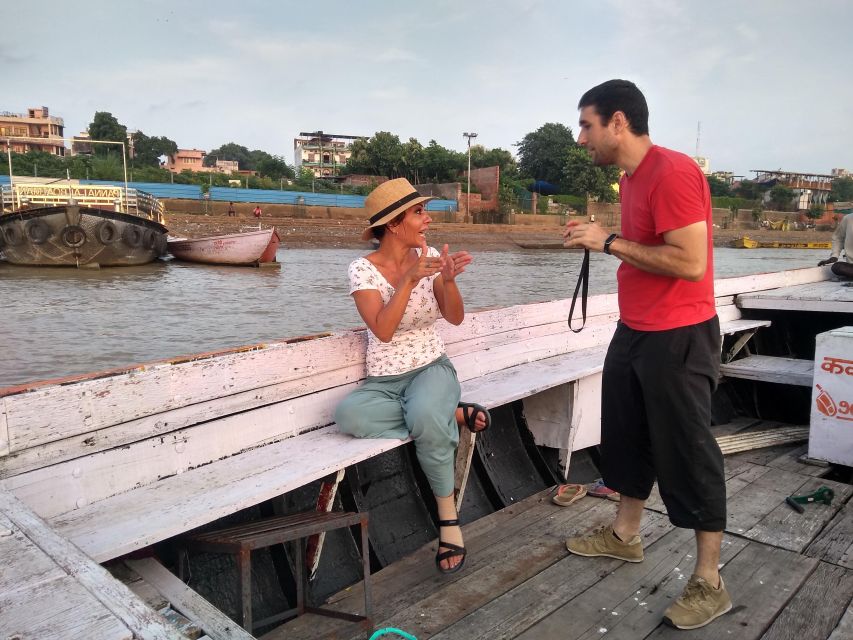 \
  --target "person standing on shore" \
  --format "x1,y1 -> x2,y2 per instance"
253,205 -> 263,219
227,202 -> 236,217
563,79 -> 731,630
818,213 -> 853,278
